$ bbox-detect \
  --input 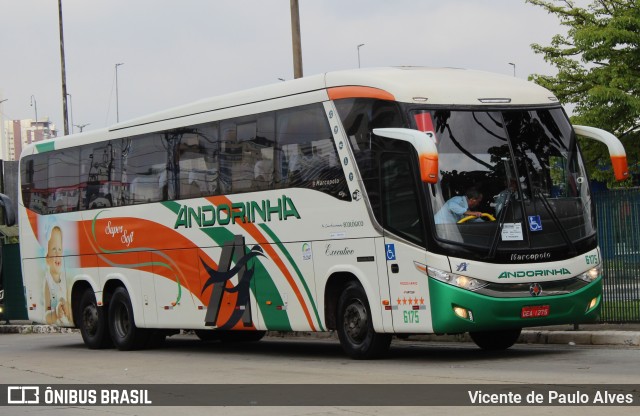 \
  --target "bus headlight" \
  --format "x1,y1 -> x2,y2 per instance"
576,265 -> 602,283
427,266 -> 489,291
